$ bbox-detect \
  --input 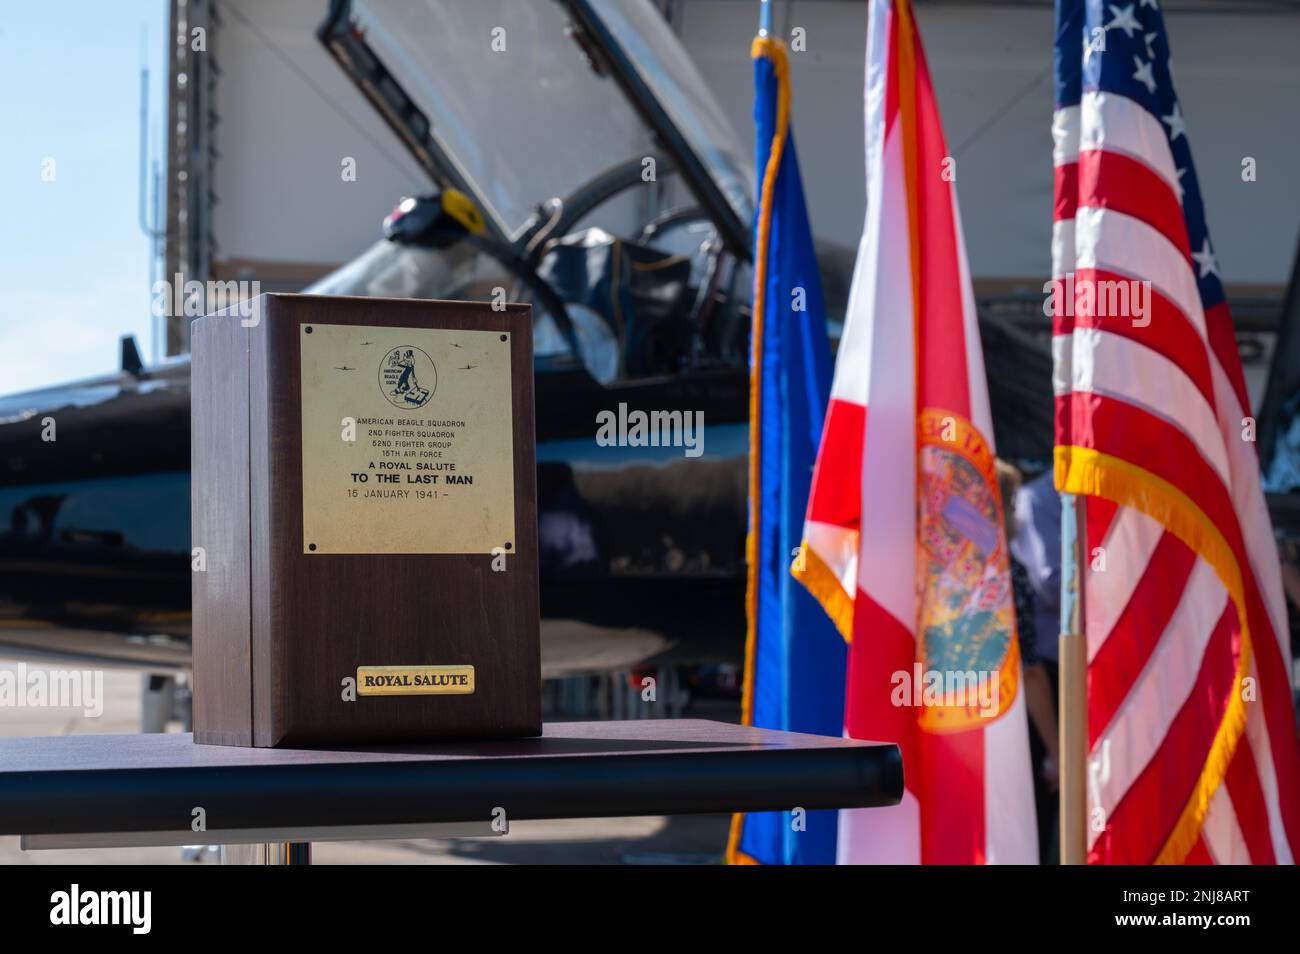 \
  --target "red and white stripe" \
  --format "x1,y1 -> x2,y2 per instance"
1054,87 -> 1299,865
797,0 -> 1036,865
